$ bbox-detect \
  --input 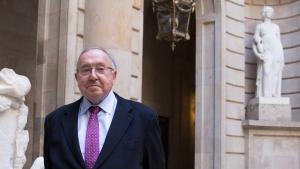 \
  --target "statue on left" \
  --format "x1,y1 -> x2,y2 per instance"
0,68 -> 31,169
